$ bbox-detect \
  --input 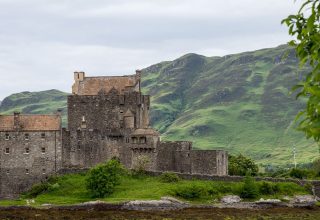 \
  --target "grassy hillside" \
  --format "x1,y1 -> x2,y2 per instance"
0,90 -> 69,125
0,45 -> 319,167
141,45 -> 319,167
